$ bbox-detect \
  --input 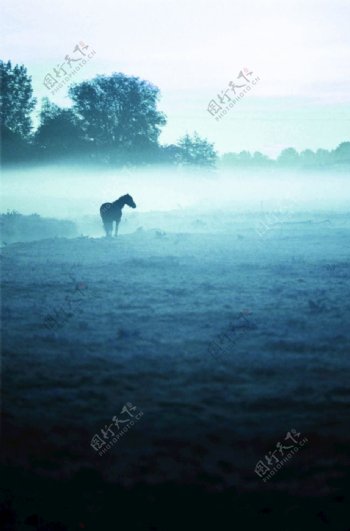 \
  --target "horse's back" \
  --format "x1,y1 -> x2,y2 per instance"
100,202 -> 112,218
100,202 -> 122,222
